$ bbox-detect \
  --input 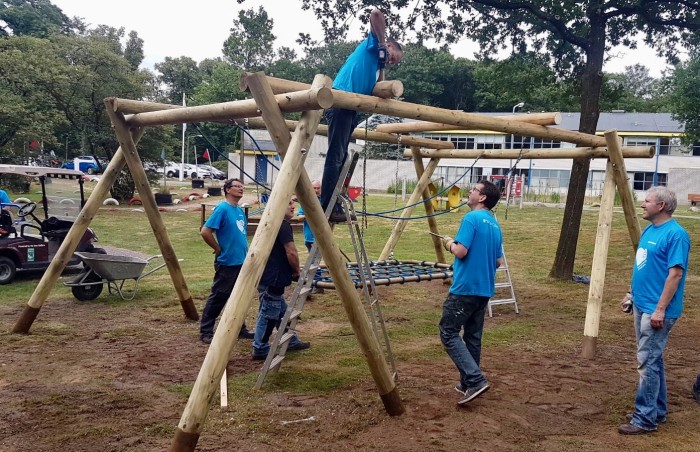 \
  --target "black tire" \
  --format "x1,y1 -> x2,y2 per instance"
87,167 -> 95,175
167,171 -> 176,178
0,256 -> 17,285
71,272 -> 104,301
